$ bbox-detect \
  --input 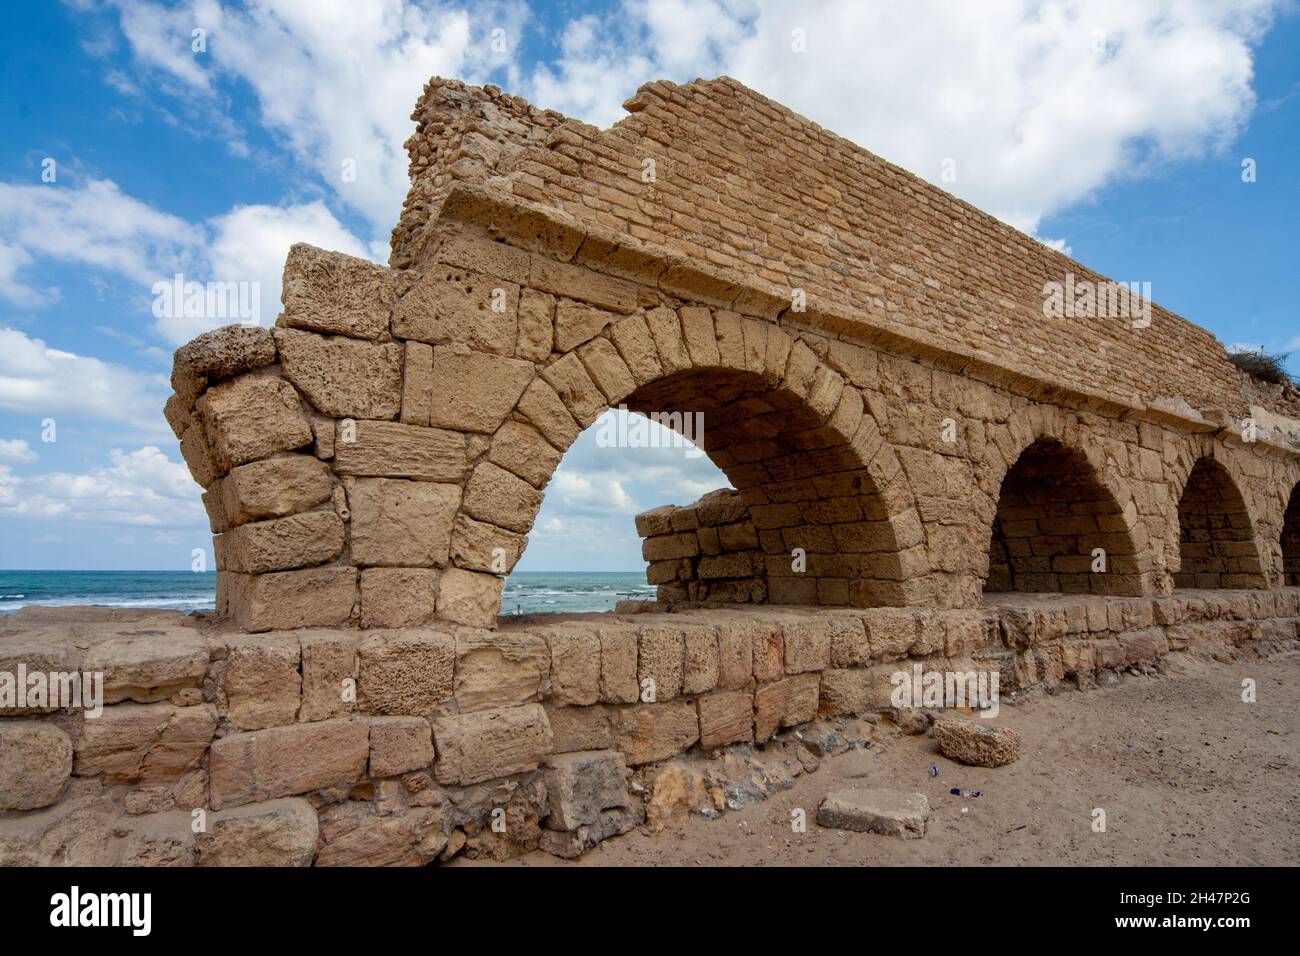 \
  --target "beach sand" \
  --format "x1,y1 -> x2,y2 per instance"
460,649 -> 1299,867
